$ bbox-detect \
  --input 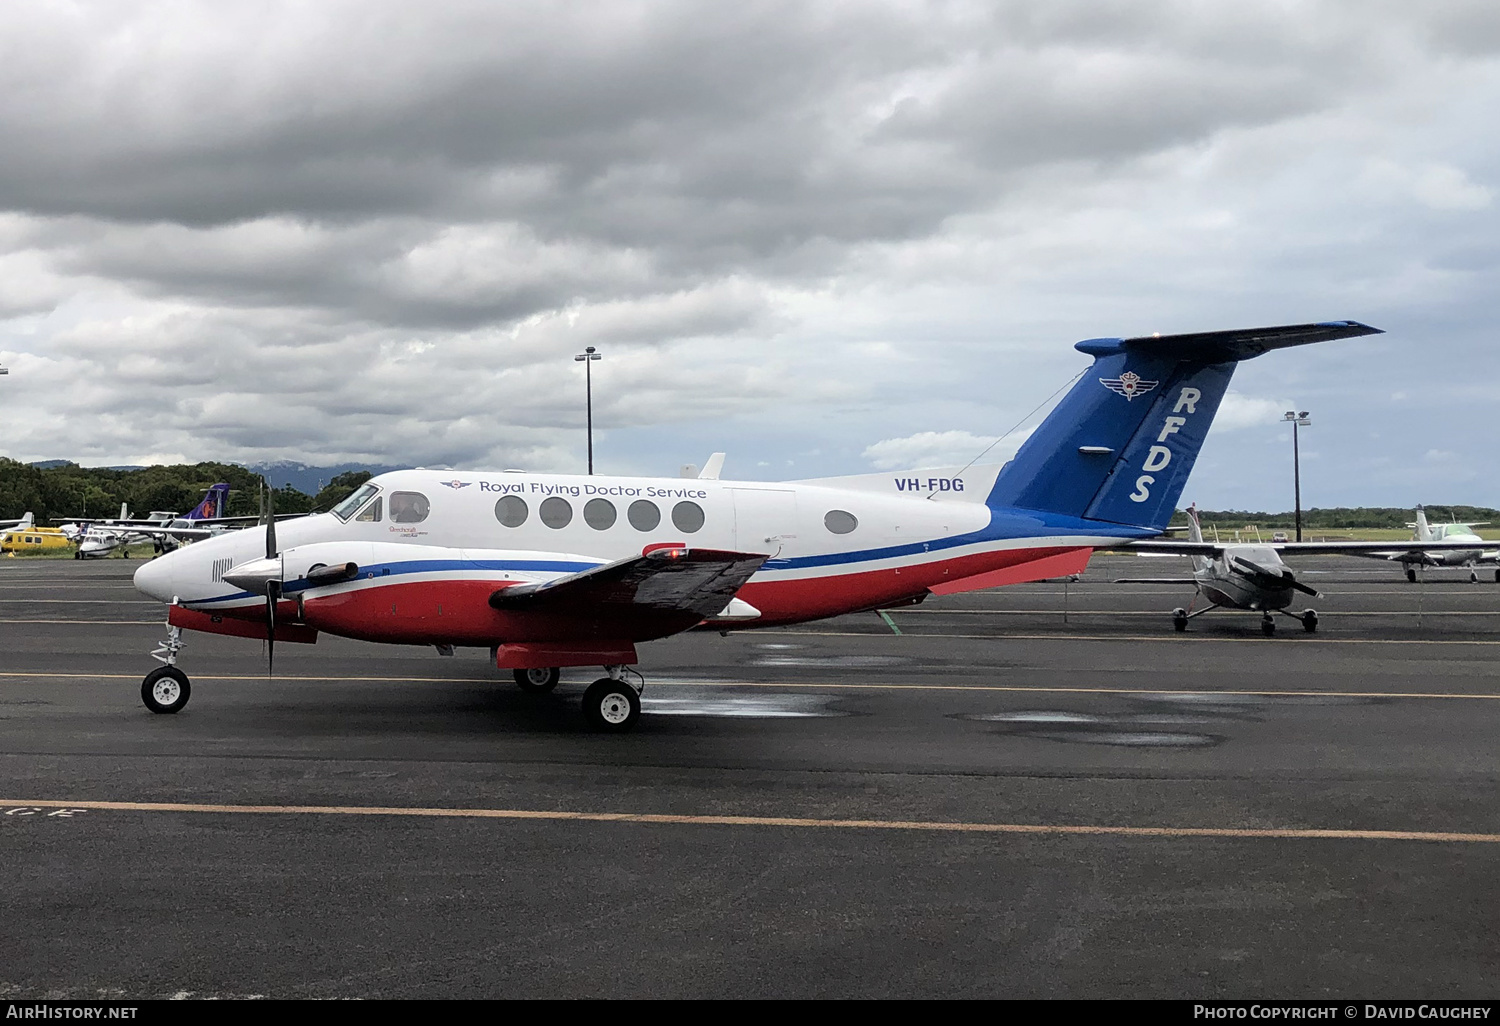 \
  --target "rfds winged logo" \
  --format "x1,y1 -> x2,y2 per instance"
438,480 -> 472,490
1099,370 -> 1159,402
